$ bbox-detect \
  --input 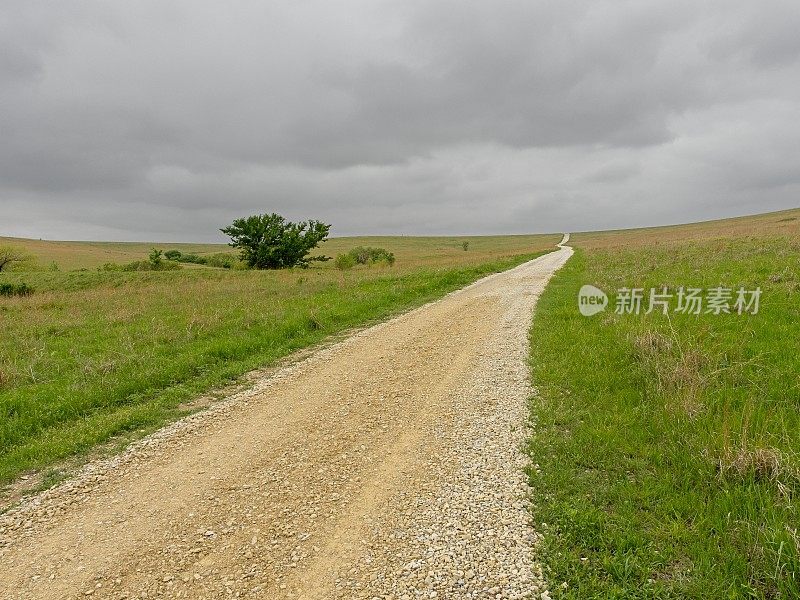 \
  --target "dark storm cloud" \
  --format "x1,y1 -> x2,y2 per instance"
1,0 -> 798,240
